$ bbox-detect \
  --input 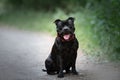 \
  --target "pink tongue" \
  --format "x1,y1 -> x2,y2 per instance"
63,34 -> 70,40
